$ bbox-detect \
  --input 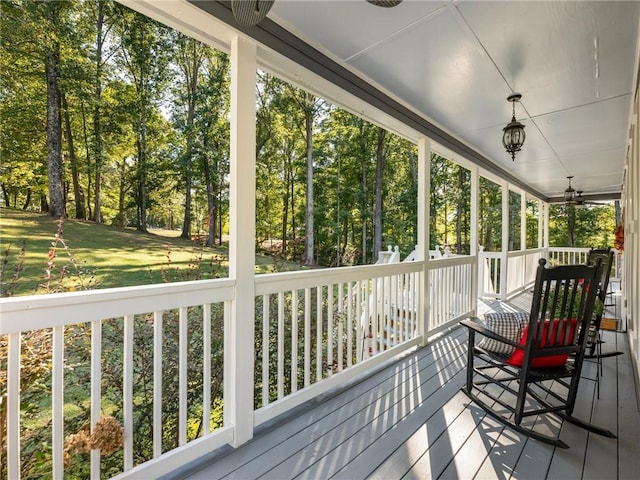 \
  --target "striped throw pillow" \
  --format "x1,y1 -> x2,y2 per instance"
477,312 -> 529,355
